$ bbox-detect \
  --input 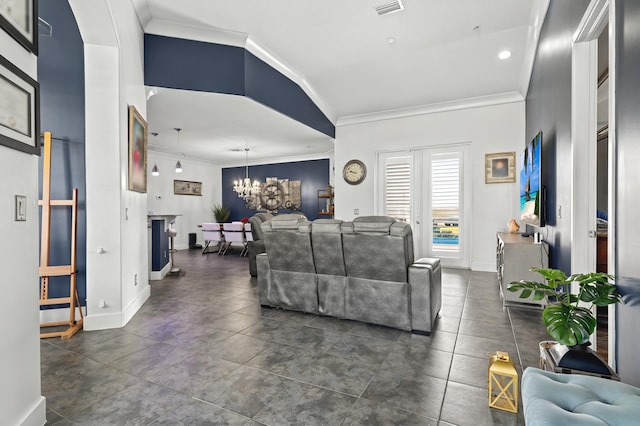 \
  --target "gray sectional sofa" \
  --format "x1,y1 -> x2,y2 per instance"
256,214 -> 441,334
